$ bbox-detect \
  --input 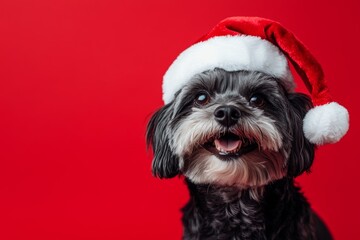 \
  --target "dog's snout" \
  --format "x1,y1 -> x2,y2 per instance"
214,105 -> 241,127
